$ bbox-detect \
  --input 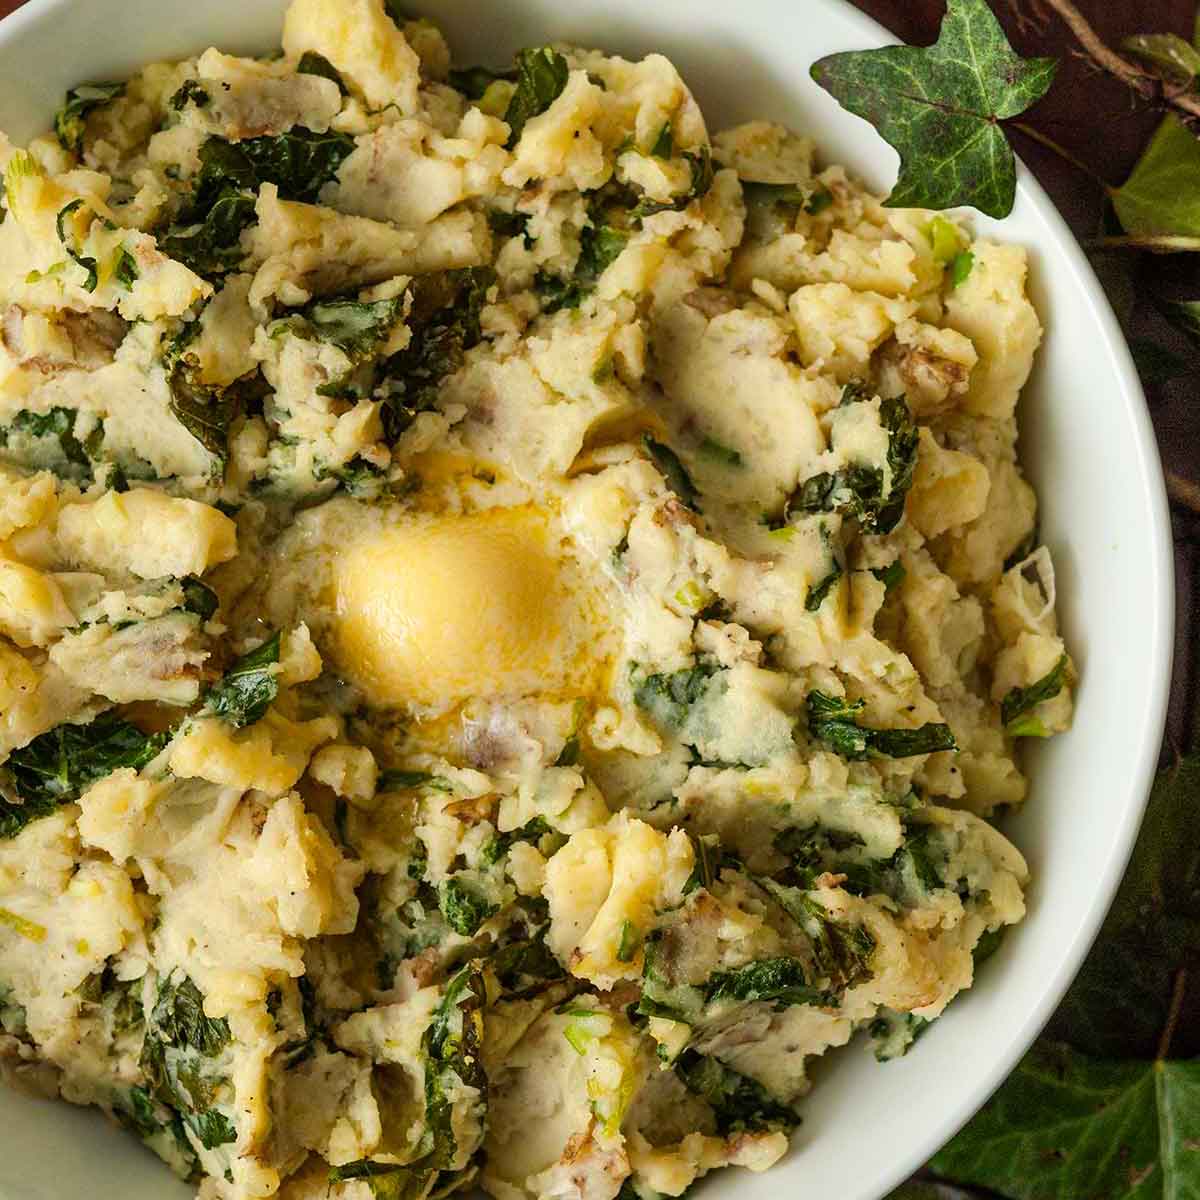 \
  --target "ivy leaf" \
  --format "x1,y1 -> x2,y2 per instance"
885,1181 -> 1000,1200
810,0 -> 1057,218
1162,300 -> 1200,348
1122,33 -> 1200,87
1046,755 -> 1200,1059
929,1042 -> 1200,1199
1128,337 -> 1192,385
1113,117 -> 1200,238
